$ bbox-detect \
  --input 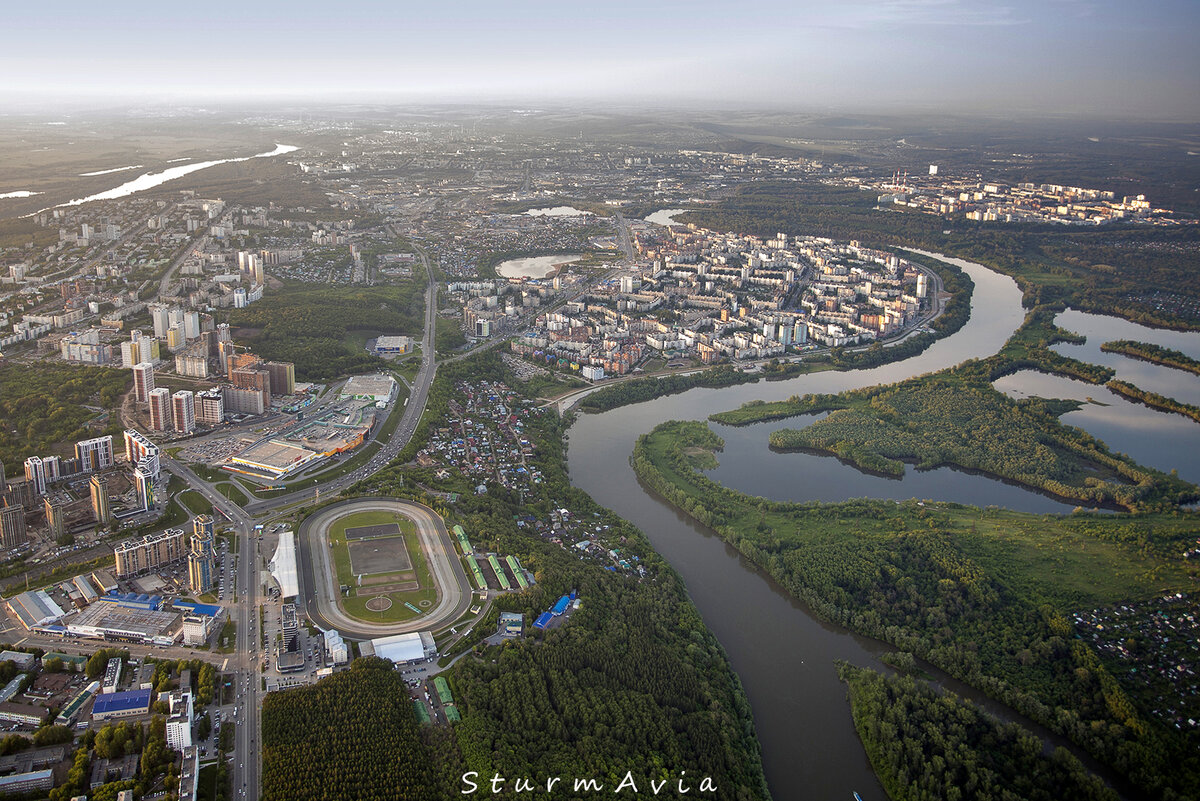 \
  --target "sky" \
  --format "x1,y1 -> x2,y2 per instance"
4,0 -> 1198,118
